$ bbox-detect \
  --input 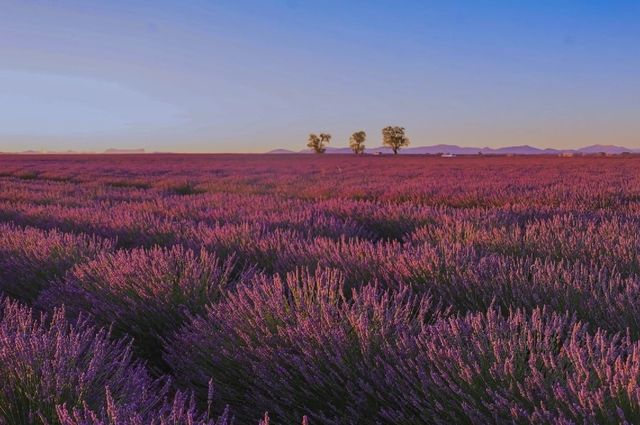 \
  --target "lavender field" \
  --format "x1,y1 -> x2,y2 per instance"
2,153 -> 640,424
